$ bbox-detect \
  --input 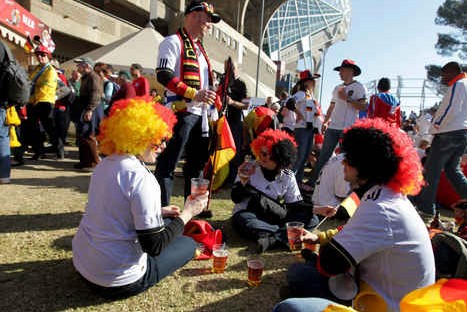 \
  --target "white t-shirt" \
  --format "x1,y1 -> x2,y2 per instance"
232,166 -> 302,215
157,34 -> 210,116
72,155 -> 164,287
329,81 -> 367,130
334,185 -> 435,311
312,154 -> 350,207
282,108 -> 296,131
294,90 -> 317,129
